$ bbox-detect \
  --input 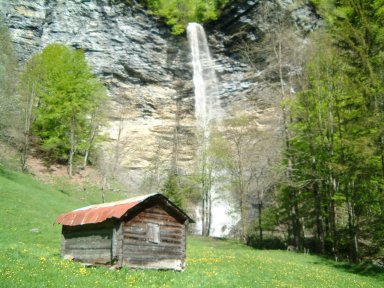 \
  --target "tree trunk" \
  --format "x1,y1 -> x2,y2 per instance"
21,81 -> 36,172
346,196 -> 358,262
202,195 -> 206,236
346,181 -> 359,263
258,201 -> 263,241
83,125 -> 97,168
83,149 -> 90,169
239,196 -> 247,243
101,175 -> 106,203
21,131 -> 30,172
207,190 -> 212,236
291,195 -> 302,250
313,180 -> 325,253
68,123 -> 75,177
329,179 -> 338,260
